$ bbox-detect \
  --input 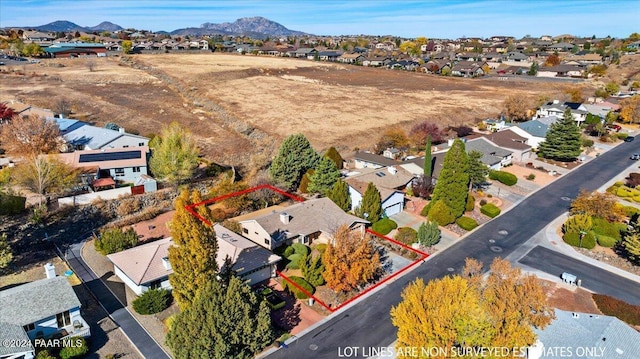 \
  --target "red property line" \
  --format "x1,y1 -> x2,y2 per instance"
187,185 -> 429,313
